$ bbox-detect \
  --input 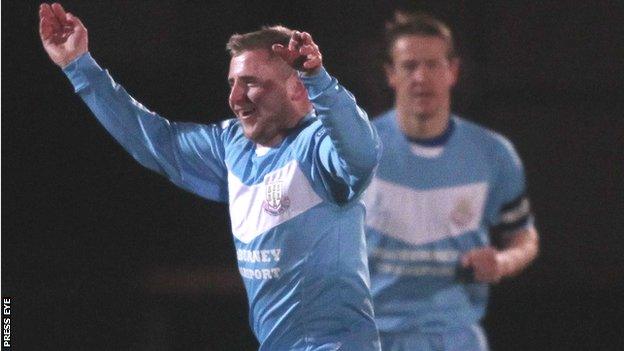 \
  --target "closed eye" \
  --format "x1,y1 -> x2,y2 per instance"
228,75 -> 261,87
